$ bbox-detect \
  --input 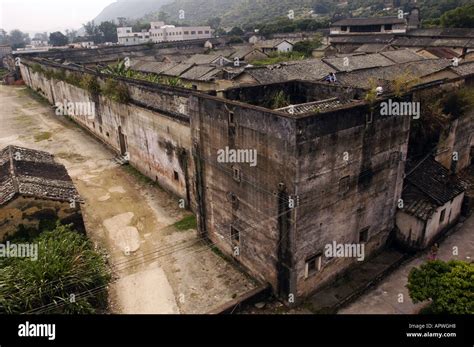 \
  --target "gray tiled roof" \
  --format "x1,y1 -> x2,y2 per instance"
406,28 -> 474,38
451,61 -> 474,77
336,59 -> 452,89
380,50 -> 425,64
183,54 -> 223,65
402,158 -> 466,220
180,65 -> 217,80
0,146 -> 80,206
276,97 -> 348,115
330,34 -> 395,44
323,53 -> 395,72
239,59 -> 335,84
